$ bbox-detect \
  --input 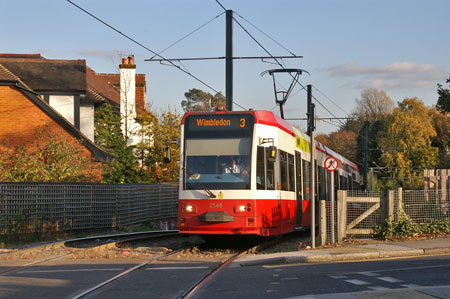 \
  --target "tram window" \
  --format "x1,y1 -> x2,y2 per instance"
318,166 -> 326,200
265,147 -> 275,190
280,150 -> 288,191
256,146 -> 265,190
288,153 -> 294,192
295,152 -> 302,198
302,159 -> 311,201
